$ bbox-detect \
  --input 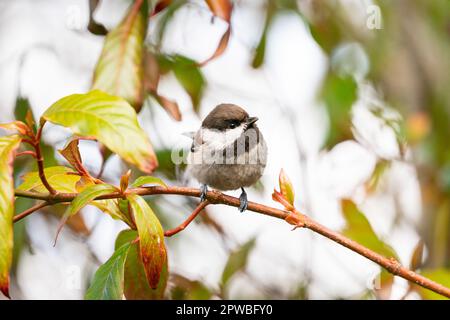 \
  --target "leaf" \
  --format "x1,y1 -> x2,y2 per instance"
116,229 -> 168,299
278,169 -> 295,206
130,176 -> 167,188
341,200 -> 397,260
171,274 -> 212,300
41,90 -> 158,173
17,166 -> 79,193
120,169 -> 132,193
341,199 -> 397,299
127,194 -> 167,289
417,269 -> 450,300
158,55 -> 205,112
200,0 -> 233,65
0,121 -> 29,136
55,184 -> 118,243
0,135 -> 21,298
92,0 -> 148,111
142,50 -> 182,121
152,94 -> 182,121
365,160 -> 390,194
92,198 -> 133,226
321,72 -> 357,147
251,5 -> 274,68
58,139 -> 90,176
87,0 -> 108,35
410,240 -> 424,271
221,238 -> 256,287
85,242 -> 132,300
